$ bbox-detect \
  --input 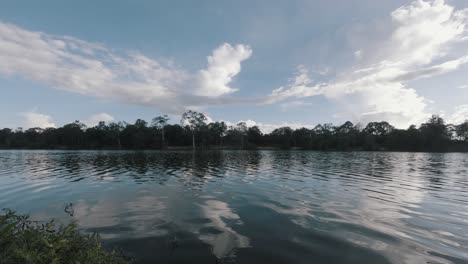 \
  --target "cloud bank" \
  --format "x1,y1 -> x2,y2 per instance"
0,22 -> 252,113
19,112 -> 118,129
1,0 -> 467,128
21,112 -> 56,129
223,119 -> 315,134
83,113 -> 115,127
269,0 -> 468,128
448,105 -> 468,124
